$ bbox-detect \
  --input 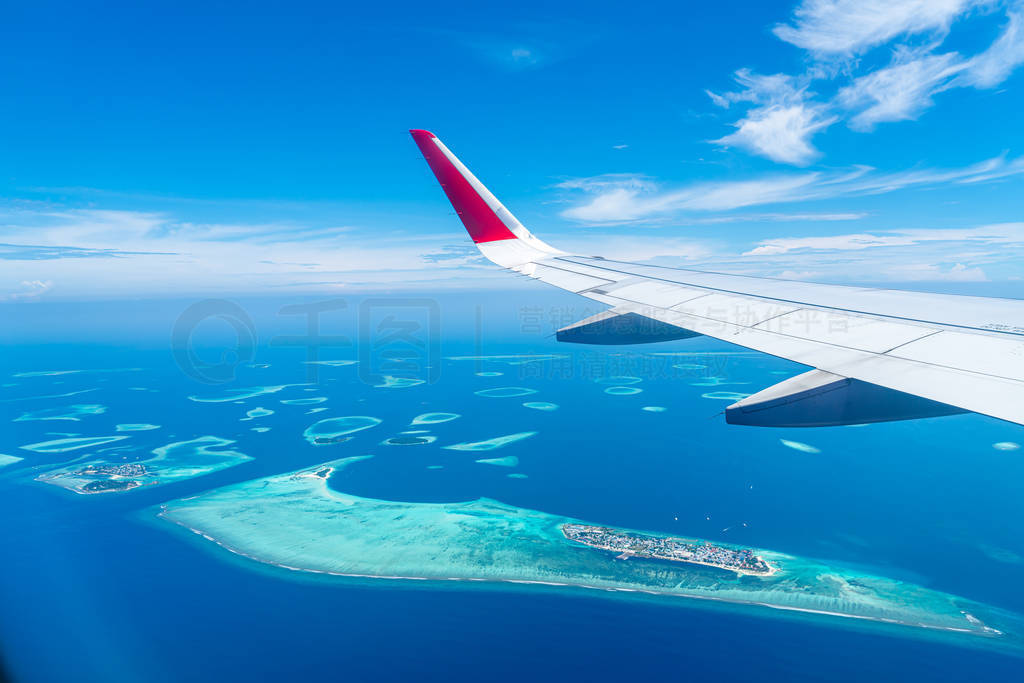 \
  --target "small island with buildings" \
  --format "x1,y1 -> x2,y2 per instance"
562,523 -> 778,576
